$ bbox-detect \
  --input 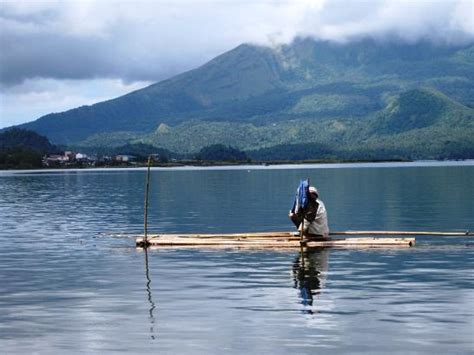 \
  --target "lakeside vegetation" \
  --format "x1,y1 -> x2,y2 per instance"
0,129 -> 60,169
3,128 -> 471,170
